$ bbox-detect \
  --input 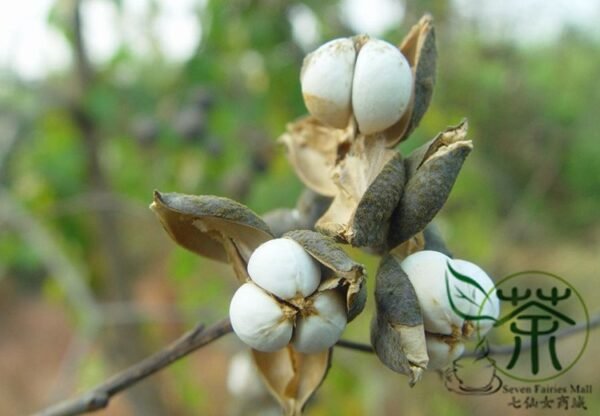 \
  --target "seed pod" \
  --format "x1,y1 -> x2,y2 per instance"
248,238 -> 321,300
150,191 -> 273,282
246,230 -> 365,414
370,254 -> 428,385
252,347 -> 331,416
352,39 -> 413,135
293,290 -> 347,354
388,14 -> 437,144
388,120 -> 472,249
301,38 -> 357,129
230,282 -> 295,352
315,137 -> 405,252
284,229 -> 367,322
